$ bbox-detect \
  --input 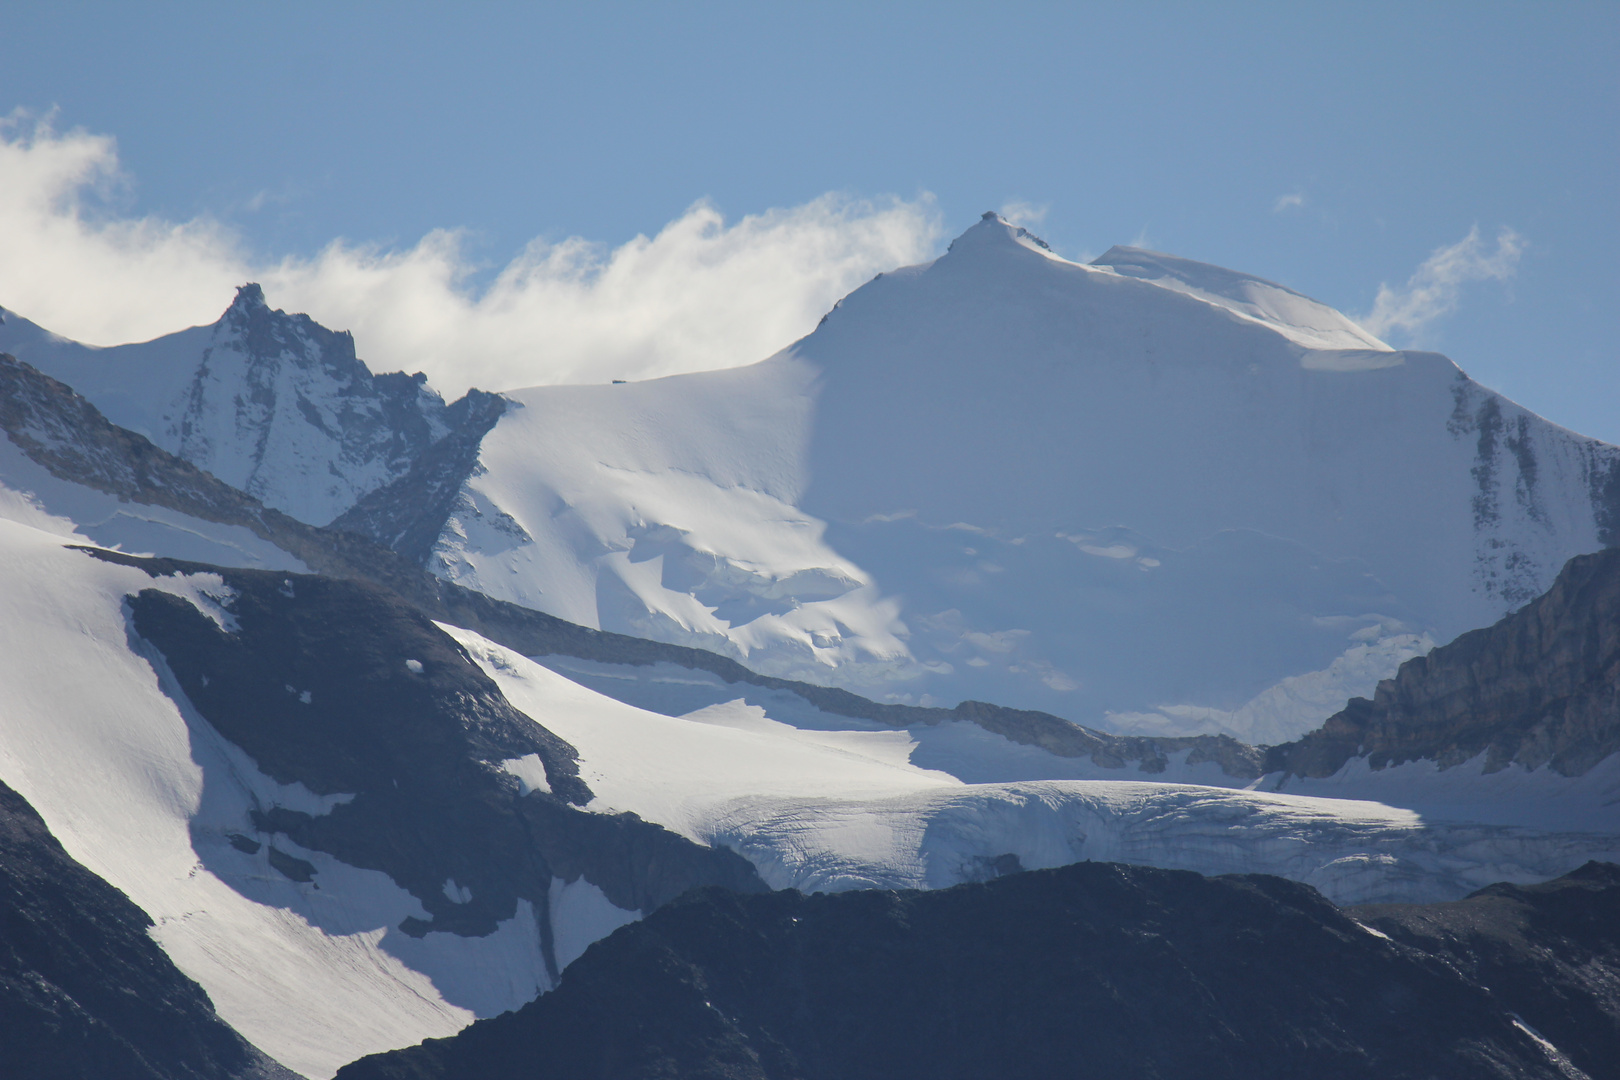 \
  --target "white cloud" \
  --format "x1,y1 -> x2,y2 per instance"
1272,192 -> 1305,213
997,200 -> 1048,228
1359,225 -> 1524,342
0,115 -> 942,396
0,112 -> 254,344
